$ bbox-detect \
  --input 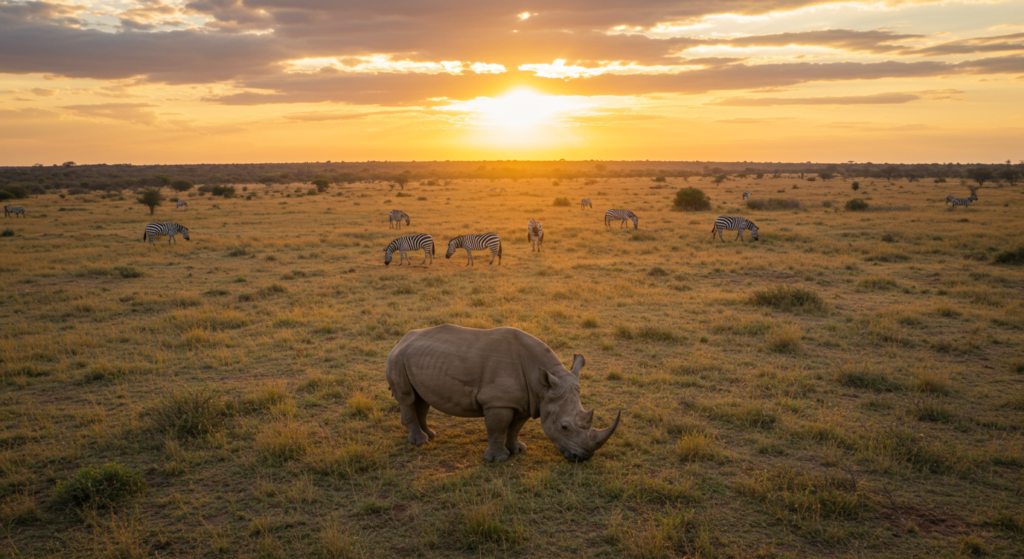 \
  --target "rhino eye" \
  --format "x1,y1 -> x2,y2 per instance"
561,424 -> 568,430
